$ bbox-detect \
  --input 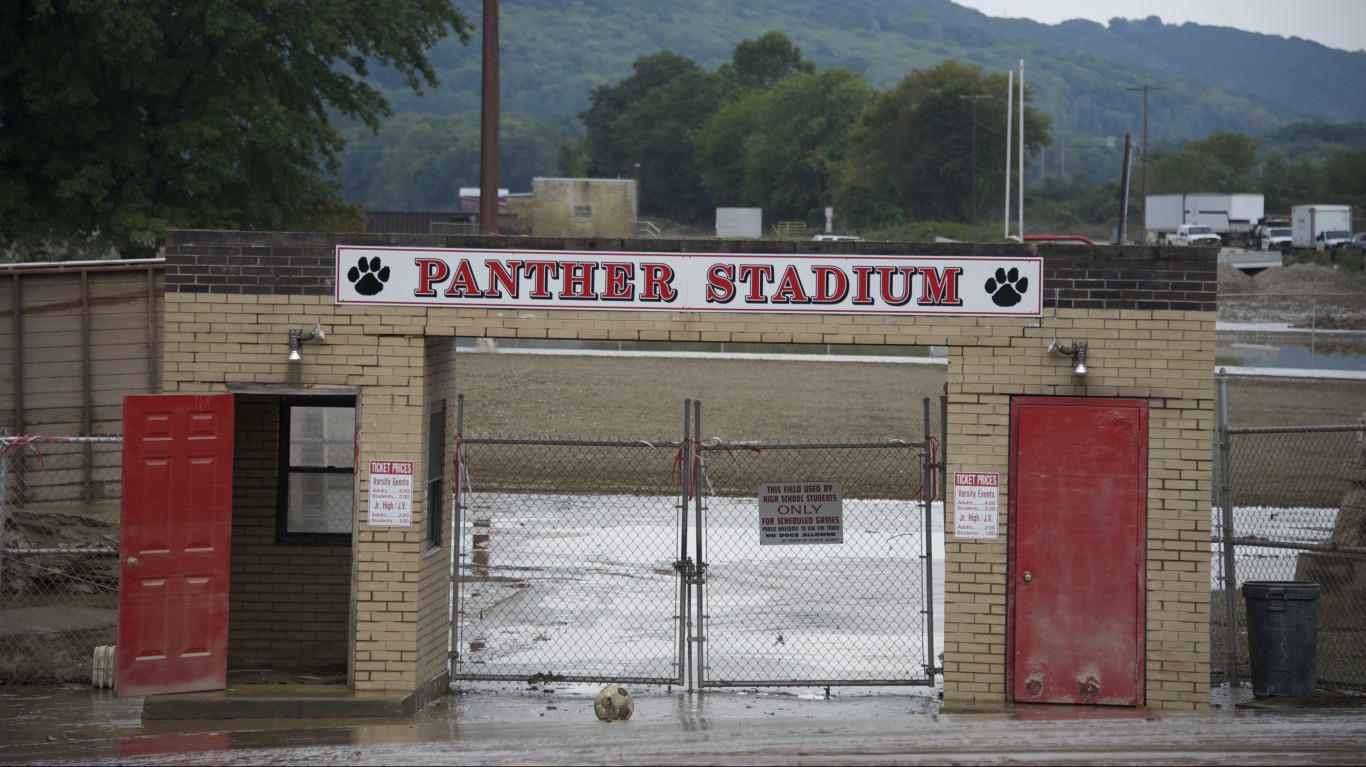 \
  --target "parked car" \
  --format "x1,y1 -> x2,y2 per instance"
1345,233 -> 1366,258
